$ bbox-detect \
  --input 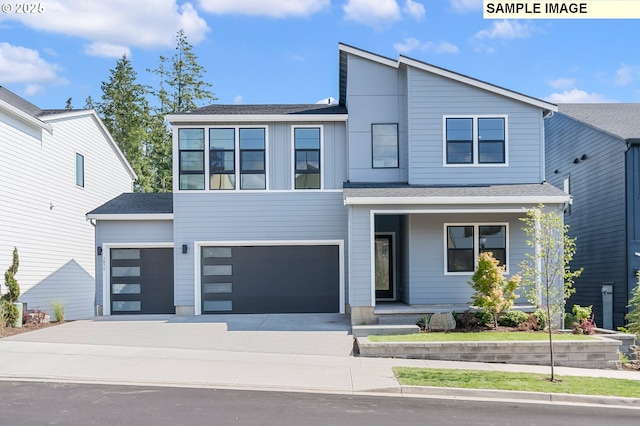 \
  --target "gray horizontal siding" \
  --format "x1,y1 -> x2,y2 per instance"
407,67 -> 544,185
545,112 -> 627,327
174,192 -> 348,307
